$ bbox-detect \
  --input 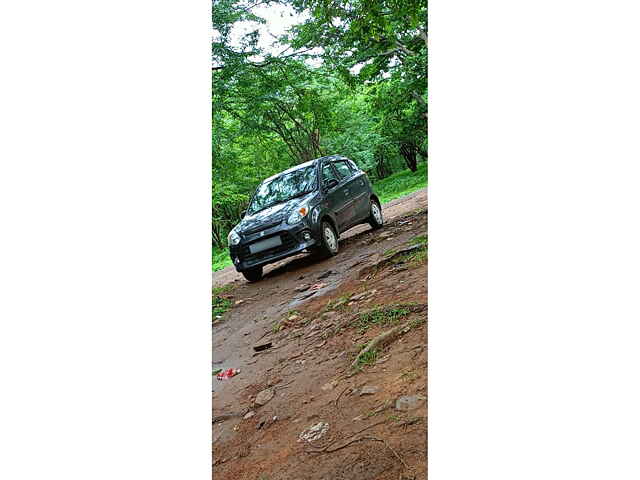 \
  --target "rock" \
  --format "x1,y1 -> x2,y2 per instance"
352,415 -> 364,422
350,292 -> 368,301
321,380 -> 338,391
322,311 -> 339,321
243,411 -> 255,420
317,270 -> 334,279
395,394 -> 426,411
235,300 -> 244,305
253,342 -> 272,352
298,422 -> 329,443
295,284 -> 310,293
298,290 -> 317,300
359,385 -> 380,396
255,388 -> 275,406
